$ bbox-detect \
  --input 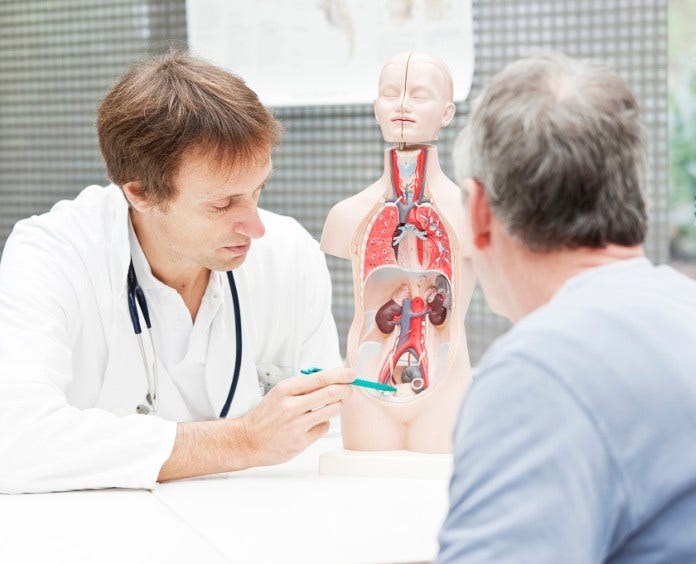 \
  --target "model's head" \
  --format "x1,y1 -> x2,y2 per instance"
374,51 -> 456,144
97,50 -> 282,205
455,51 -> 647,253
